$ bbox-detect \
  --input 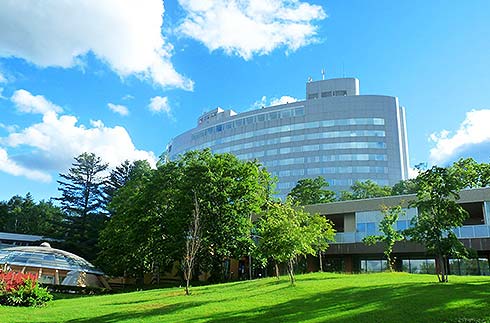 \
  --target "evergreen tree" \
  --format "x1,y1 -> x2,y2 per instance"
56,152 -> 108,261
